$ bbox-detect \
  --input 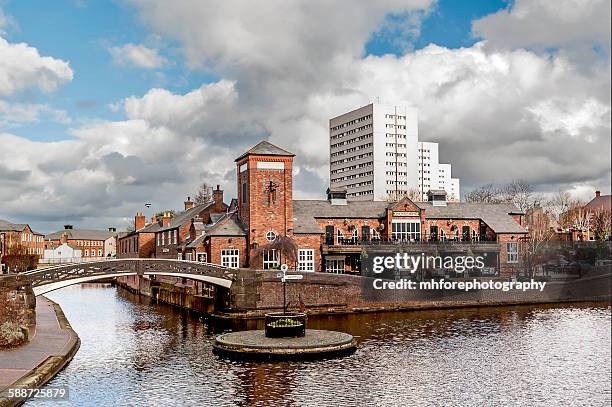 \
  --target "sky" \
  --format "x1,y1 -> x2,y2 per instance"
0,0 -> 610,233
